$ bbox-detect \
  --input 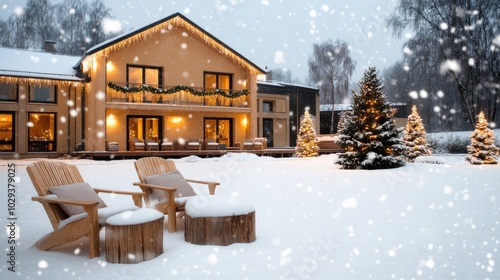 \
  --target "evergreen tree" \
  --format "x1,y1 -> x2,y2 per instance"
295,110 -> 319,157
336,110 -> 348,134
466,111 -> 499,164
403,105 -> 432,161
336,67 -> 406,169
